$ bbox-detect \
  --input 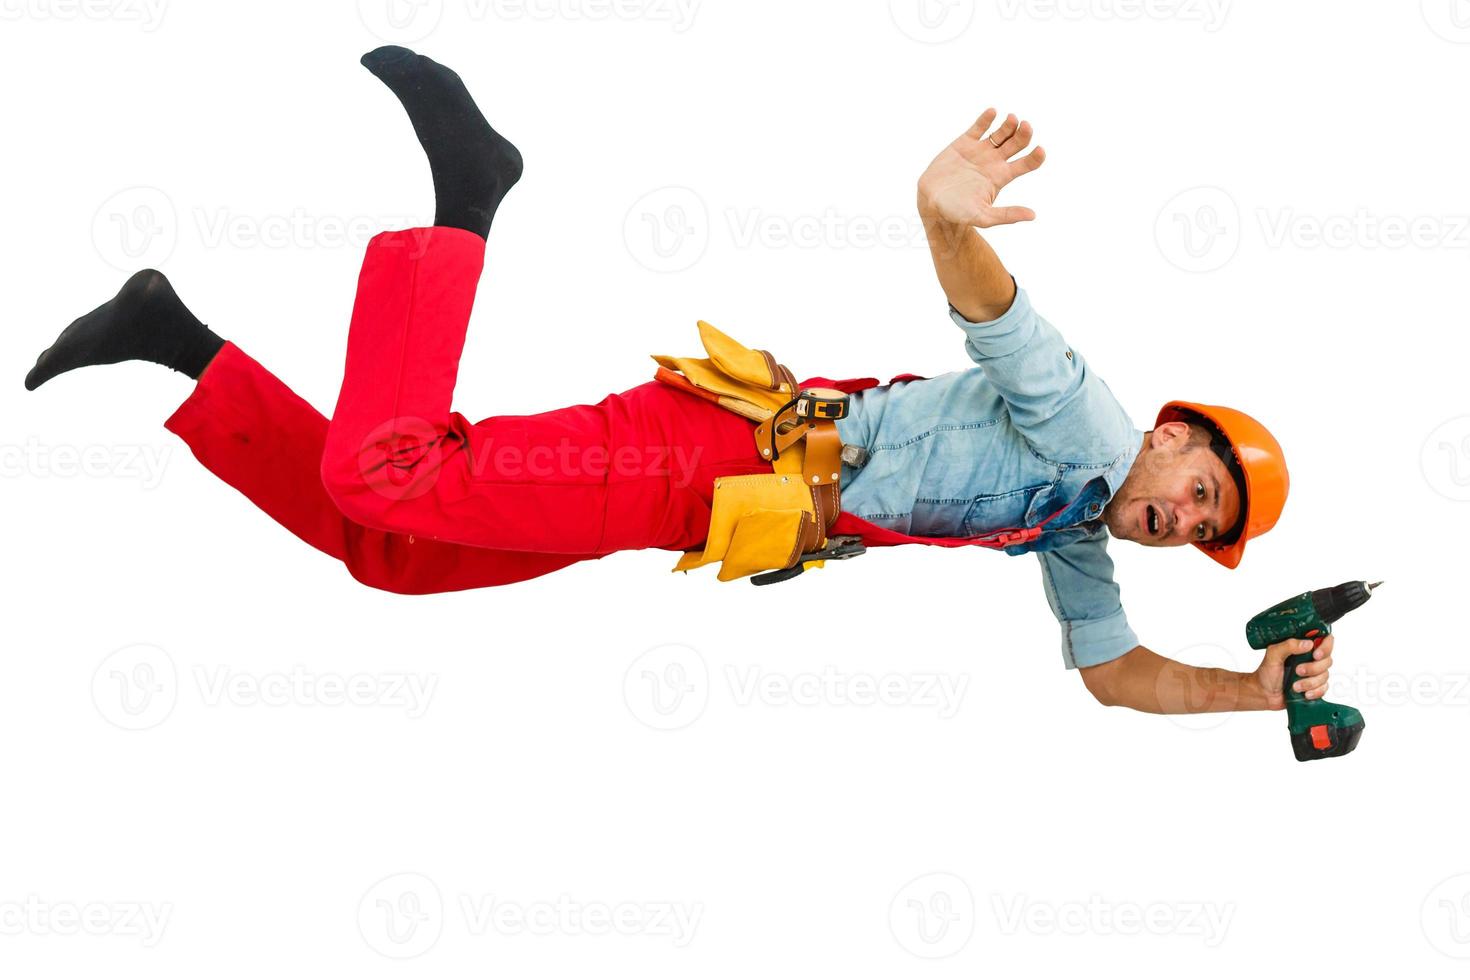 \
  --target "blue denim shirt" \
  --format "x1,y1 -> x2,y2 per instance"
834,285 -> 1144,669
